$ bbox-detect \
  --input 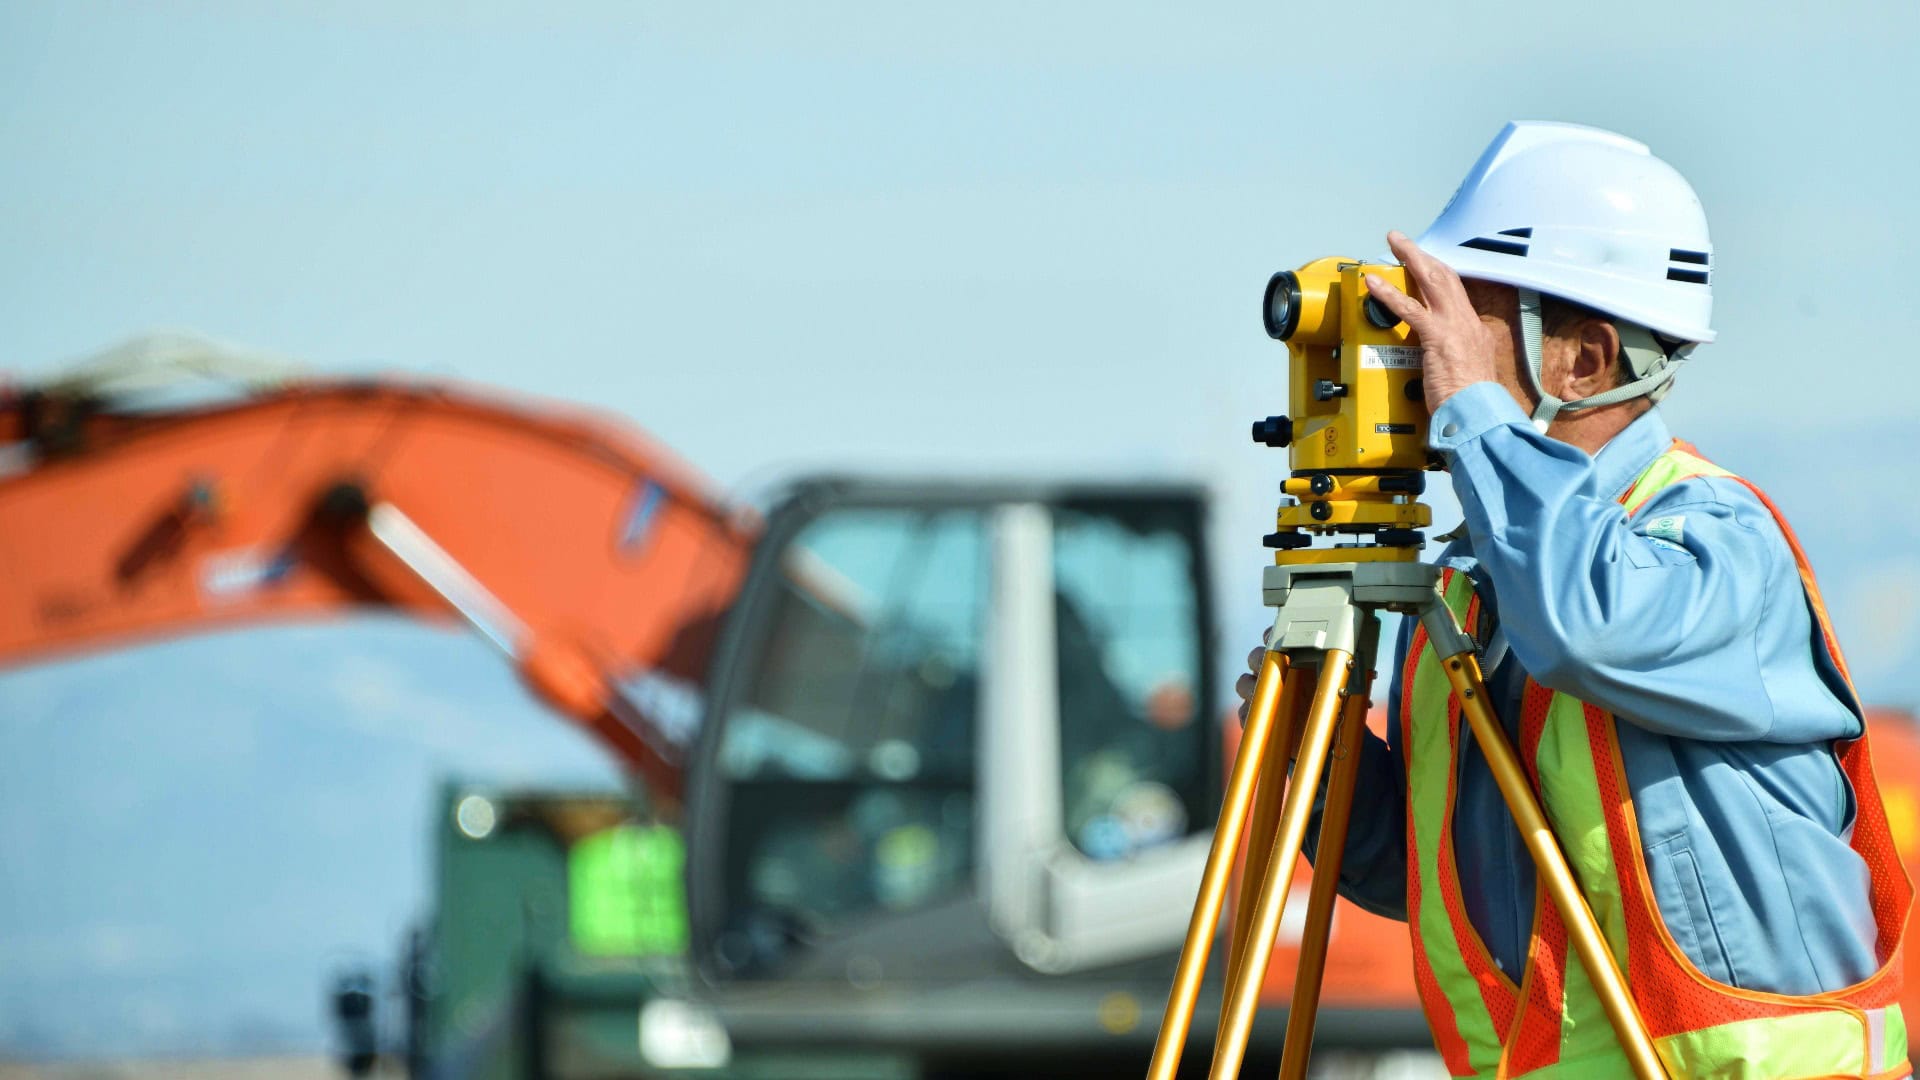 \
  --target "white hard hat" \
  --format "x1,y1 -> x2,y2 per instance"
1417,121 -> 1714,343
1416,121 -> 1714,424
